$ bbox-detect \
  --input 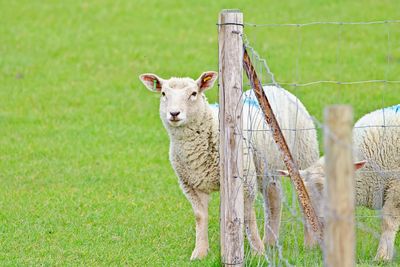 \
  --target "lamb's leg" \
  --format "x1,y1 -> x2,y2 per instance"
263,179 -> 282,246
186,189 -> 210,261
242,149 -> 264,254
375,181 -> 400,261
244,194 -> 264,255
